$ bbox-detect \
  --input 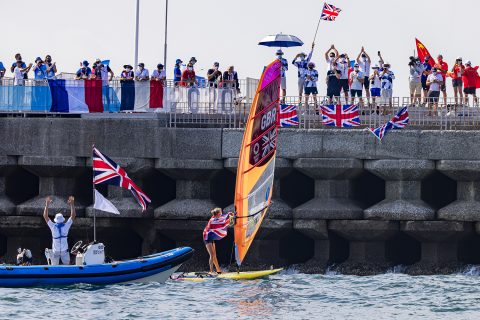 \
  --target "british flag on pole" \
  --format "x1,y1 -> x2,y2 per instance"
279,104 -> 299,127
321,104 -> 360,128
368,106 -> 409,141
321,3 -> 342,21
93,147 -> 151,211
